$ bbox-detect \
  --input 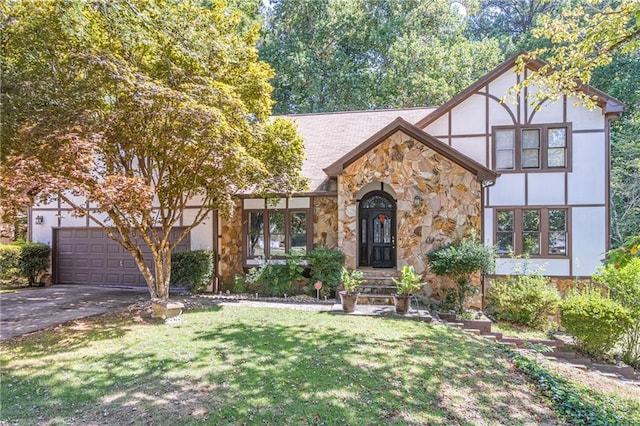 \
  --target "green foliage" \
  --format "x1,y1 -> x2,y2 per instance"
393,265 -> 425,296
487,273 -> 561,329
560,288 -> 633,359
307,248 -> 345,296
427,236 -> 495,313
259,0 -> 503,113
593,258 -> 640,367
170,250 -> 214,294
236,254 -> 305,297
510,350 -> 635,425
1,0 -> 306,300
17,242 -> 51,285
513,1 -> 640,109
0,244 -> 22,281
340,268 -> 364,293
0,242 -> 50,285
